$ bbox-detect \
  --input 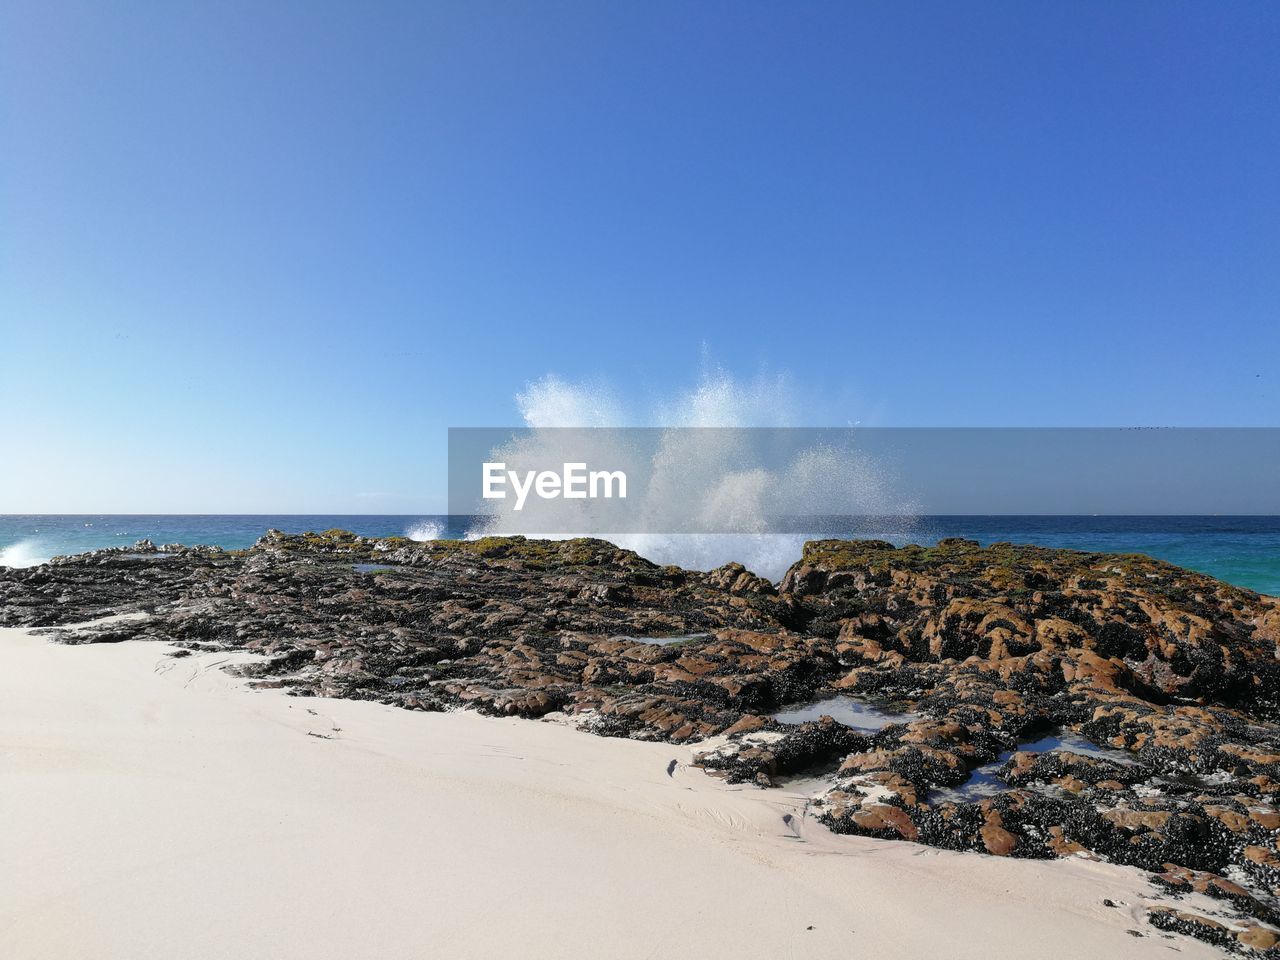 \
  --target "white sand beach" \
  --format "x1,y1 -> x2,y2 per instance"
0,623 -> 1220,960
